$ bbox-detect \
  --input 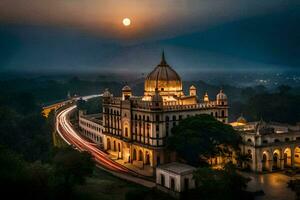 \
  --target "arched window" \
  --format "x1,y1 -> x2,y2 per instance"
221,110 -> 225,117
247,149 -> 252,159
139,150 -> 143,161
133,149 -> 136,160
107,138 -> 111,150
156,125 -> 159,131
262,154 -> 267,171
113,141 -> 116,151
